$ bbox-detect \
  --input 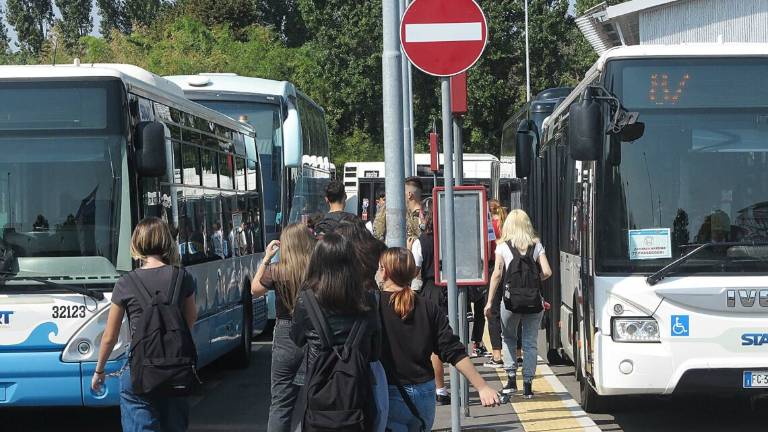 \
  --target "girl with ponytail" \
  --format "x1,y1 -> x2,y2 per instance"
376,248 -> 500,431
